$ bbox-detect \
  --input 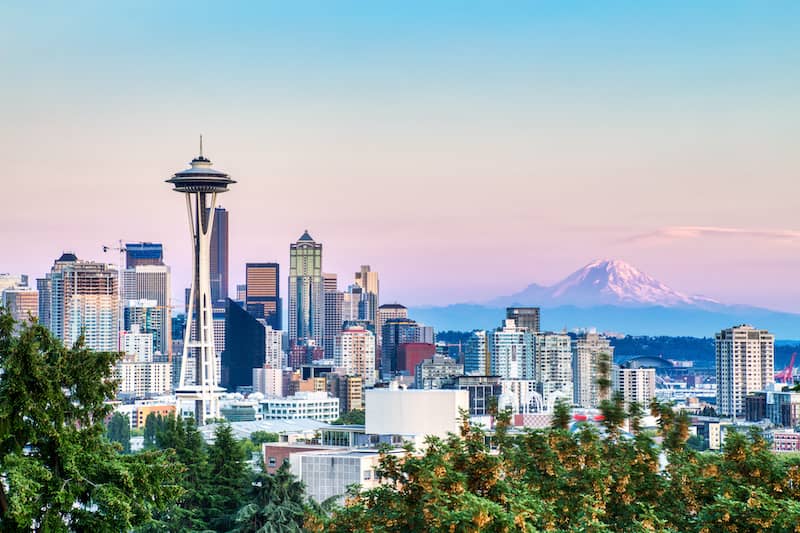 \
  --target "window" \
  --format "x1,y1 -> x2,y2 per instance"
268,457 -> 276,467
